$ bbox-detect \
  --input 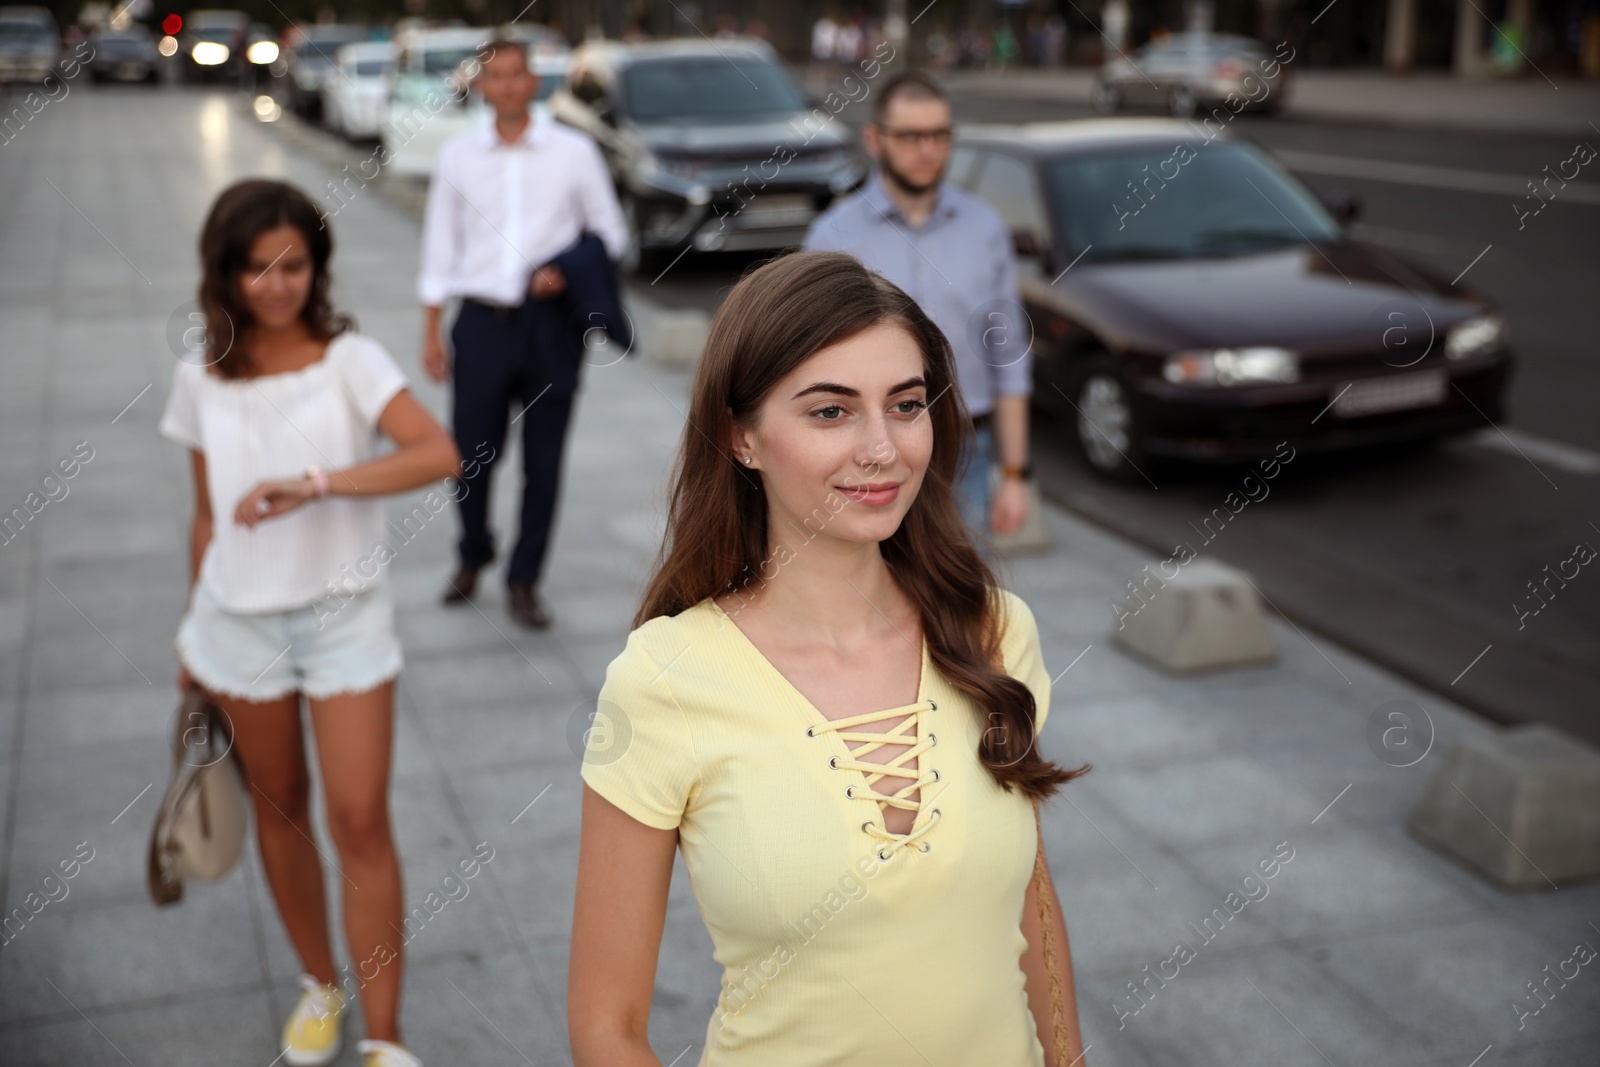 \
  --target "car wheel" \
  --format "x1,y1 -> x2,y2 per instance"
1072,359 -> 1147,482
1090,80 -> 1120,115
1168,85 -> 1198,118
